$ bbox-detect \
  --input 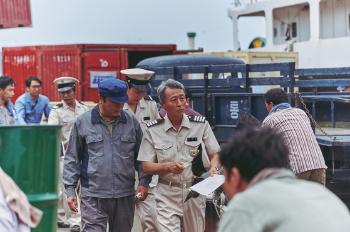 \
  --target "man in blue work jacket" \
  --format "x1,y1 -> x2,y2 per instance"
63,78 -> 150,232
